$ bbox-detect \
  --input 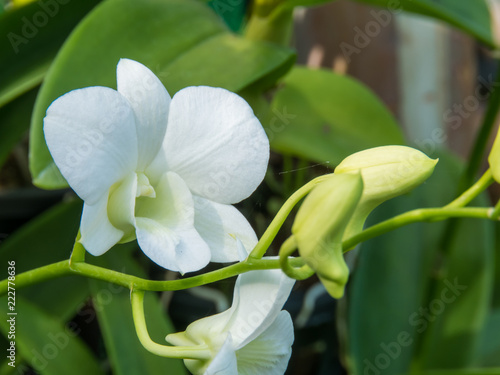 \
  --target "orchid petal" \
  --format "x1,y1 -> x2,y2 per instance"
236,311 -> 293,375
135,217 -> 210,273
135,172 -> 210,273
80,195 -> 124,256
107,172 -> 137,242
135,171 -> 193,227
170,310 -> 233,348
160,86 -> 269,204
117,59 -> 171,171
44,87 -> 138,205
227,269 -> 295,348
193,196 -> 257,263
204,335 -> 237,375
